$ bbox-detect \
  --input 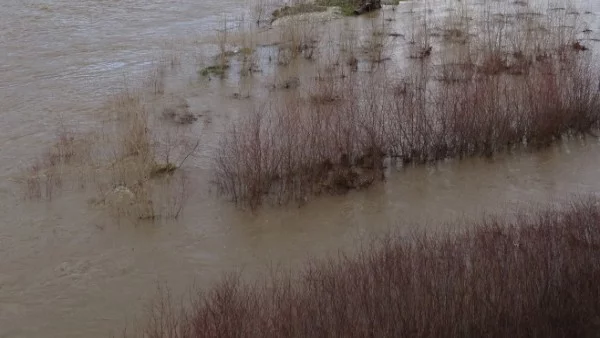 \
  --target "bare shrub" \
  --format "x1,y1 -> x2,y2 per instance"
213,108 -> 278,209
129,198 -> 600,337
214,72 -> 393,208
362,15 -> 392,64
408,1 -> 432,59
214,0 -> 600,207
250,0 -> 269,26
